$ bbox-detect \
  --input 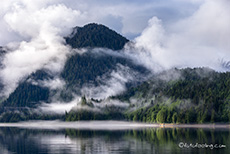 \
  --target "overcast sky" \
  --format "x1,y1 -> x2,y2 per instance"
0,0 -> 203,45
0,0 -> 230,96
